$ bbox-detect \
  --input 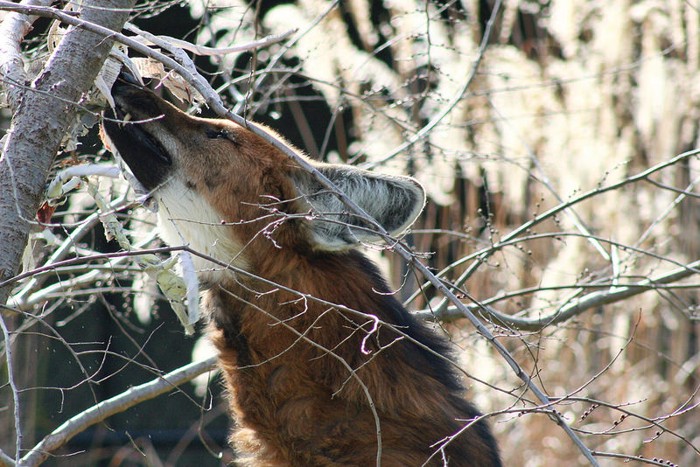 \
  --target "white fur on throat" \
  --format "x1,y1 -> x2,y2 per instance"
156,179 -> 248,283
